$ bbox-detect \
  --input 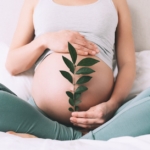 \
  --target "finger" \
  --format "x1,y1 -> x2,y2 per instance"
70,117 -> 105,125
70,43 -> 89,56
72,111 -> 104,121
70,117 -> 104,125
73,123 -> 99,129
87,42 -> 100,53
71,31 -> 86,39
88,41 -> 100,51
84,47 -> 97,56
76,47 -> 97,56
74,40 -> 99,55
69,44 -> 88,56
72,38 -> 87,47
72,111 -> 97,118
76,44 -> 97,55
71,43 -> 96,56
73,36 -> 97,51
72,34 -> 100,54
76,49 -> 88,56
84,41 -> 99,52
71,43 -> 89,52
70,31 -> 99,52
